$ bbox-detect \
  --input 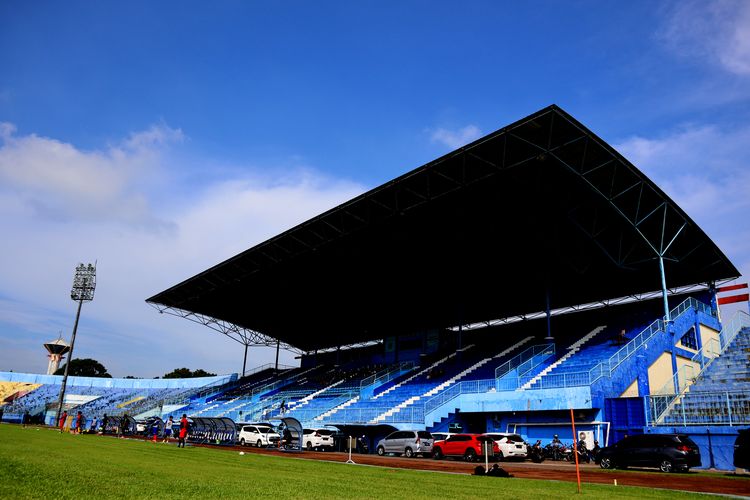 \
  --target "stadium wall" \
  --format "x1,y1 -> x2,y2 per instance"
0,371 -> 236,389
